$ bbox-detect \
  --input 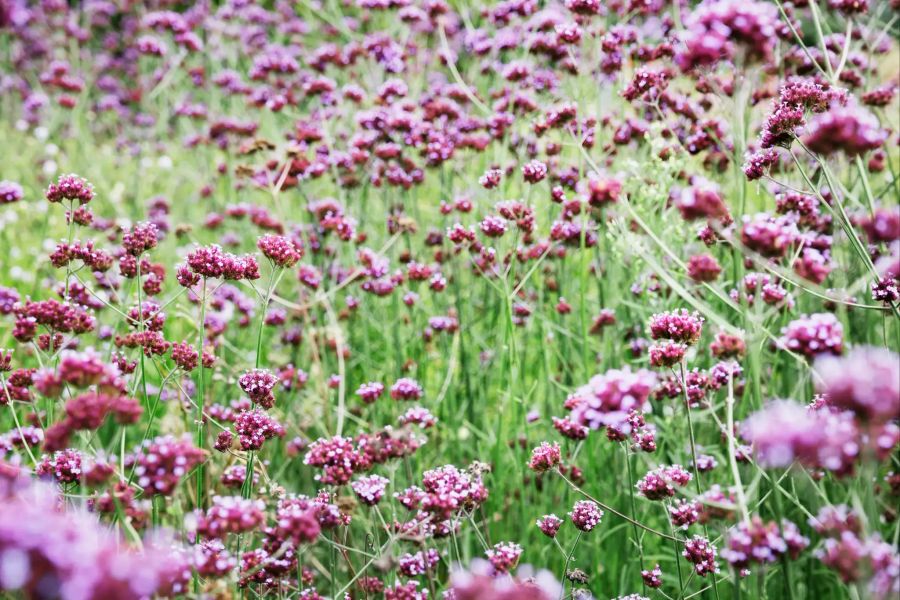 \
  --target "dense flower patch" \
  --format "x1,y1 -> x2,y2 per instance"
0,0 -> 898,598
